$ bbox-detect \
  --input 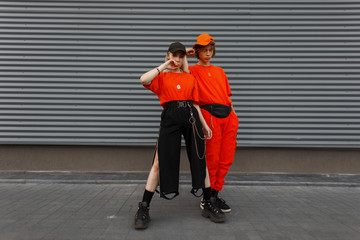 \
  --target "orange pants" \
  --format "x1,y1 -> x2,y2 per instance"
201,109 -> 239,191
